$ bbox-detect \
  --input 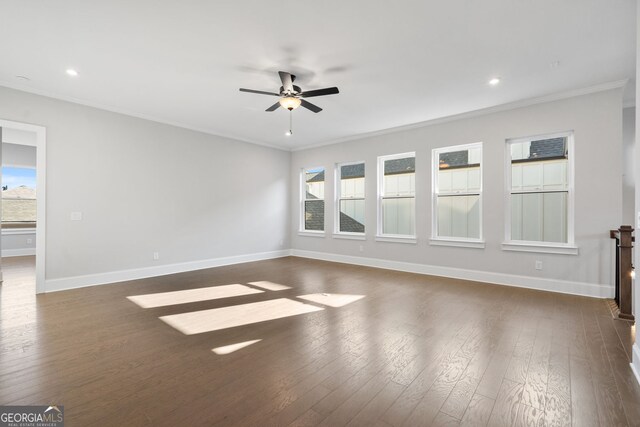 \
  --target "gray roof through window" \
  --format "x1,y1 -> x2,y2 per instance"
306,170 -> 325,182
341,163 -> 365,179
439,150 -> 473,169
528,137 -> 566,160
384,157 -> 415,175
